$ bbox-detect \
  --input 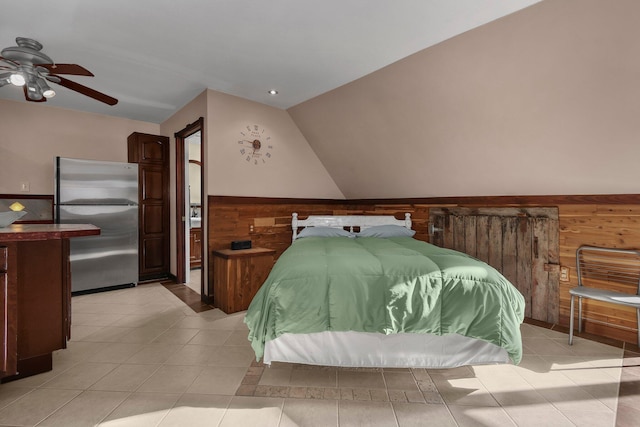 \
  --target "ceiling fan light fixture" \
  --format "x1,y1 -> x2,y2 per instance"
26,87 -> 42,101
268,89 -> 278,95
0,74 -> 11,88
24,74 -> 43,100
10,72 -> 25,86
37,78 -> 55,98
26,91 -> 42,101
1,37 -> 118,105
